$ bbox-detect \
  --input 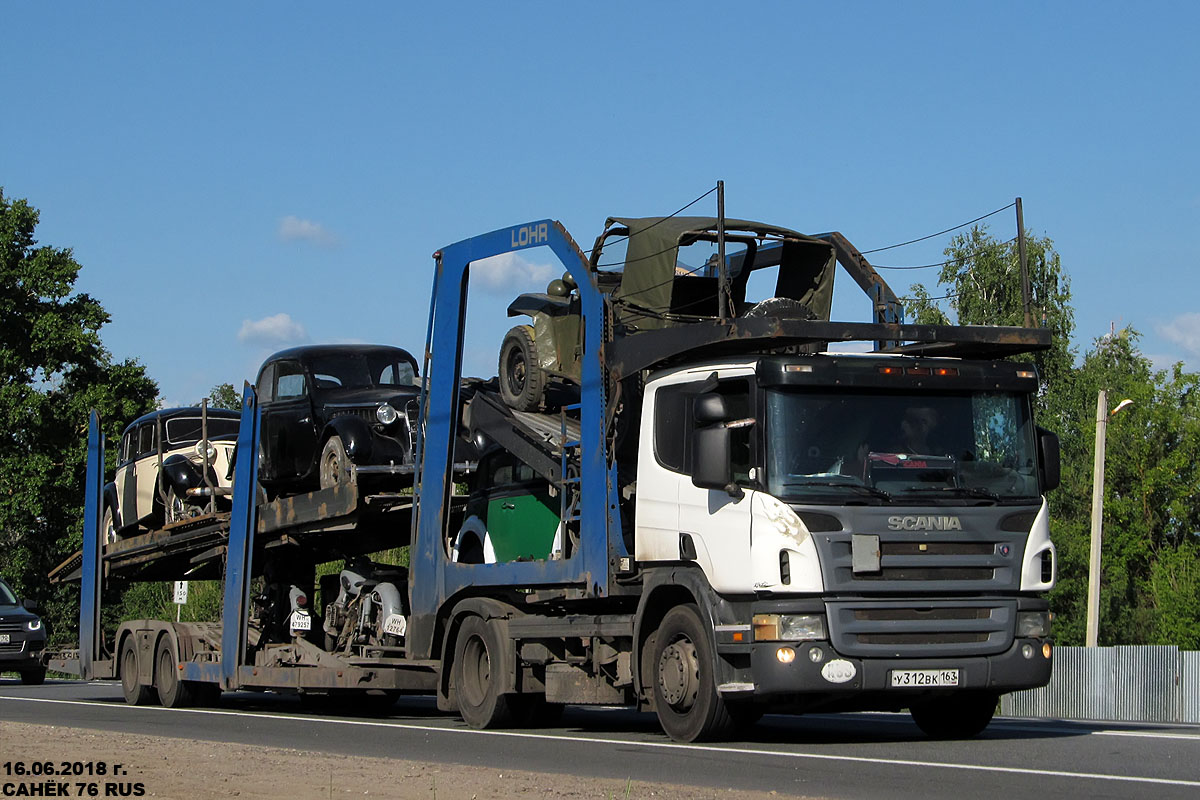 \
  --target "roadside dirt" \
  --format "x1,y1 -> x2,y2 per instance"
0,722 -> 805,799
